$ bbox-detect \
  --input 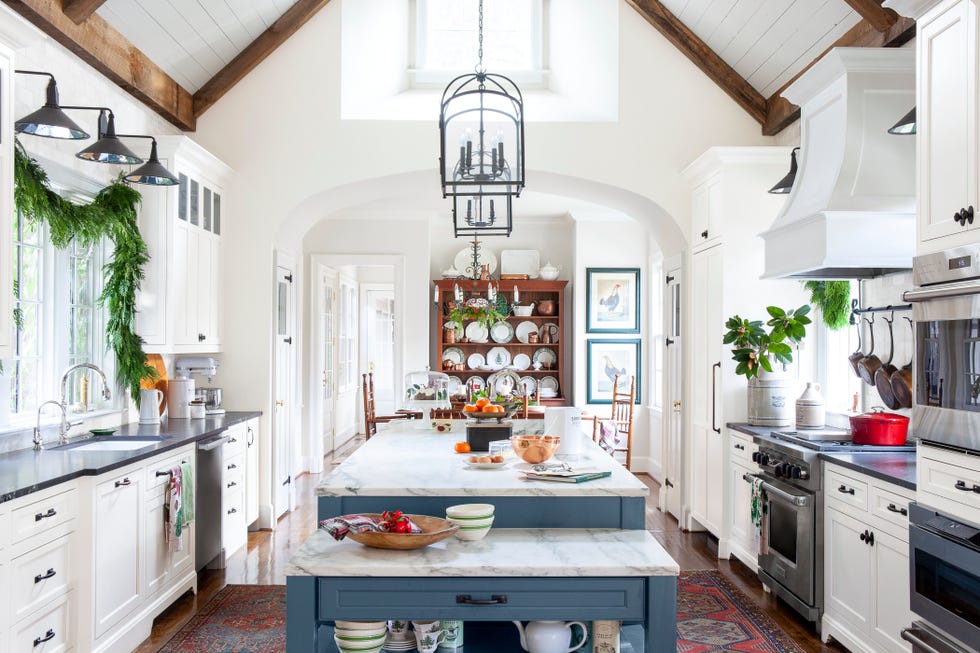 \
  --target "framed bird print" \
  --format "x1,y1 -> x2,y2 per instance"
586,268 -> 640,333
587,339 -> 641,404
